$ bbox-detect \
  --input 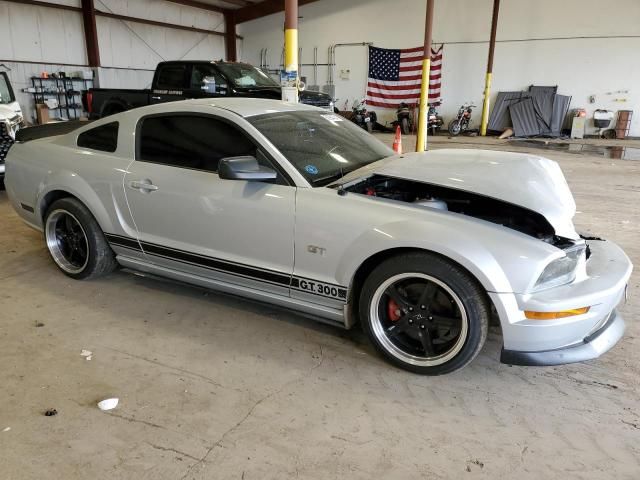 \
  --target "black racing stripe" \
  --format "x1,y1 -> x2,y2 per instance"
138,241 -> 291,286
142,248 -> 290,288
105,233 -> 348,297
105,233 -> 142,250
